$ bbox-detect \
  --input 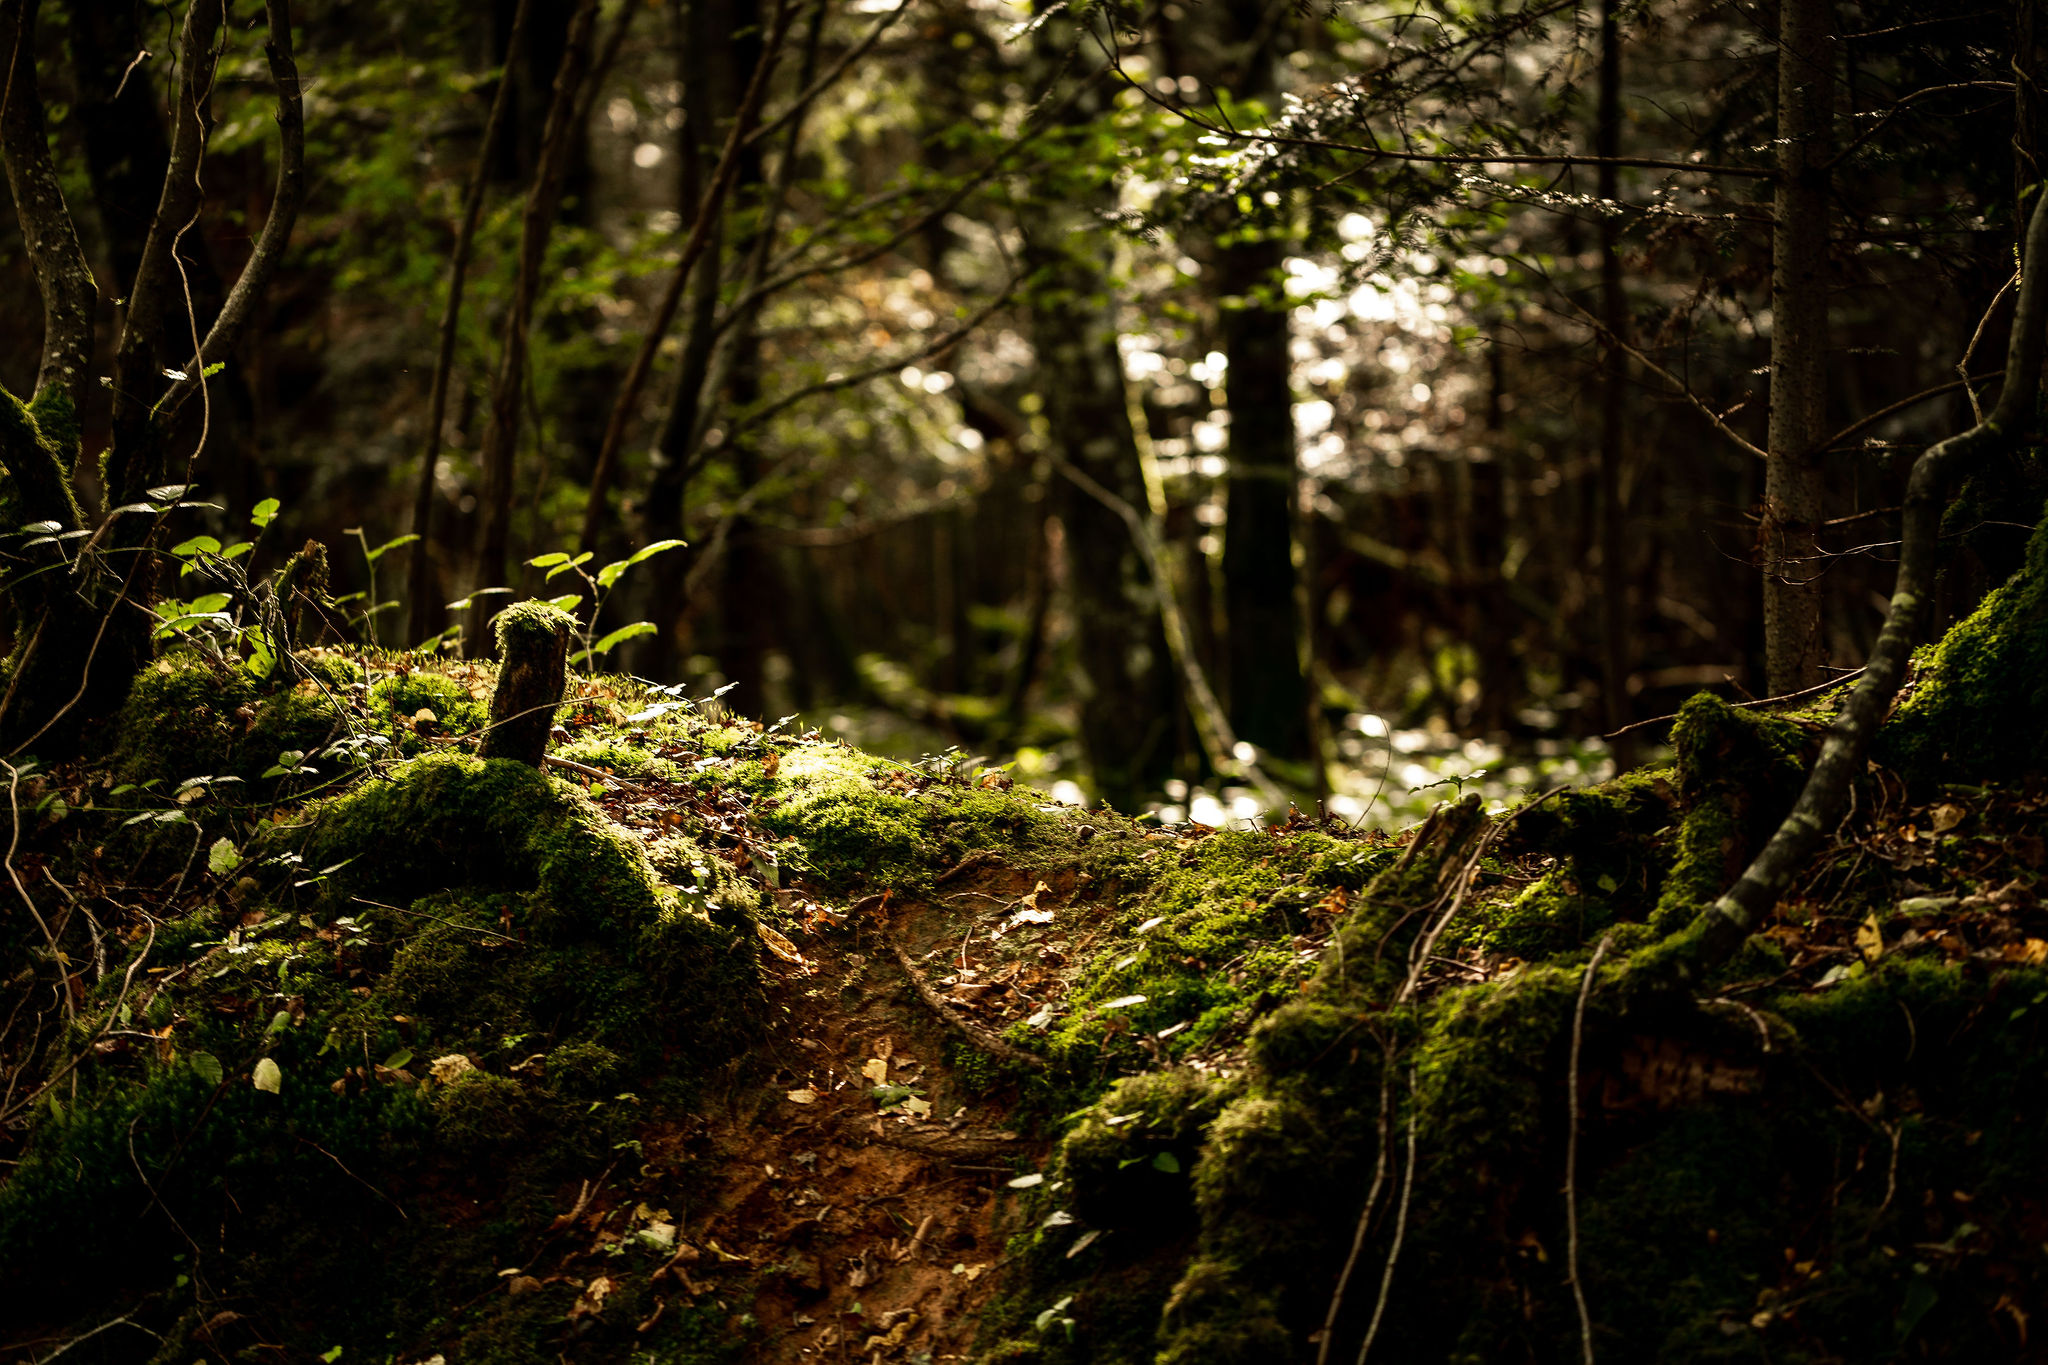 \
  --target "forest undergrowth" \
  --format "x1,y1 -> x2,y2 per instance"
4,523 -> 2048,1365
